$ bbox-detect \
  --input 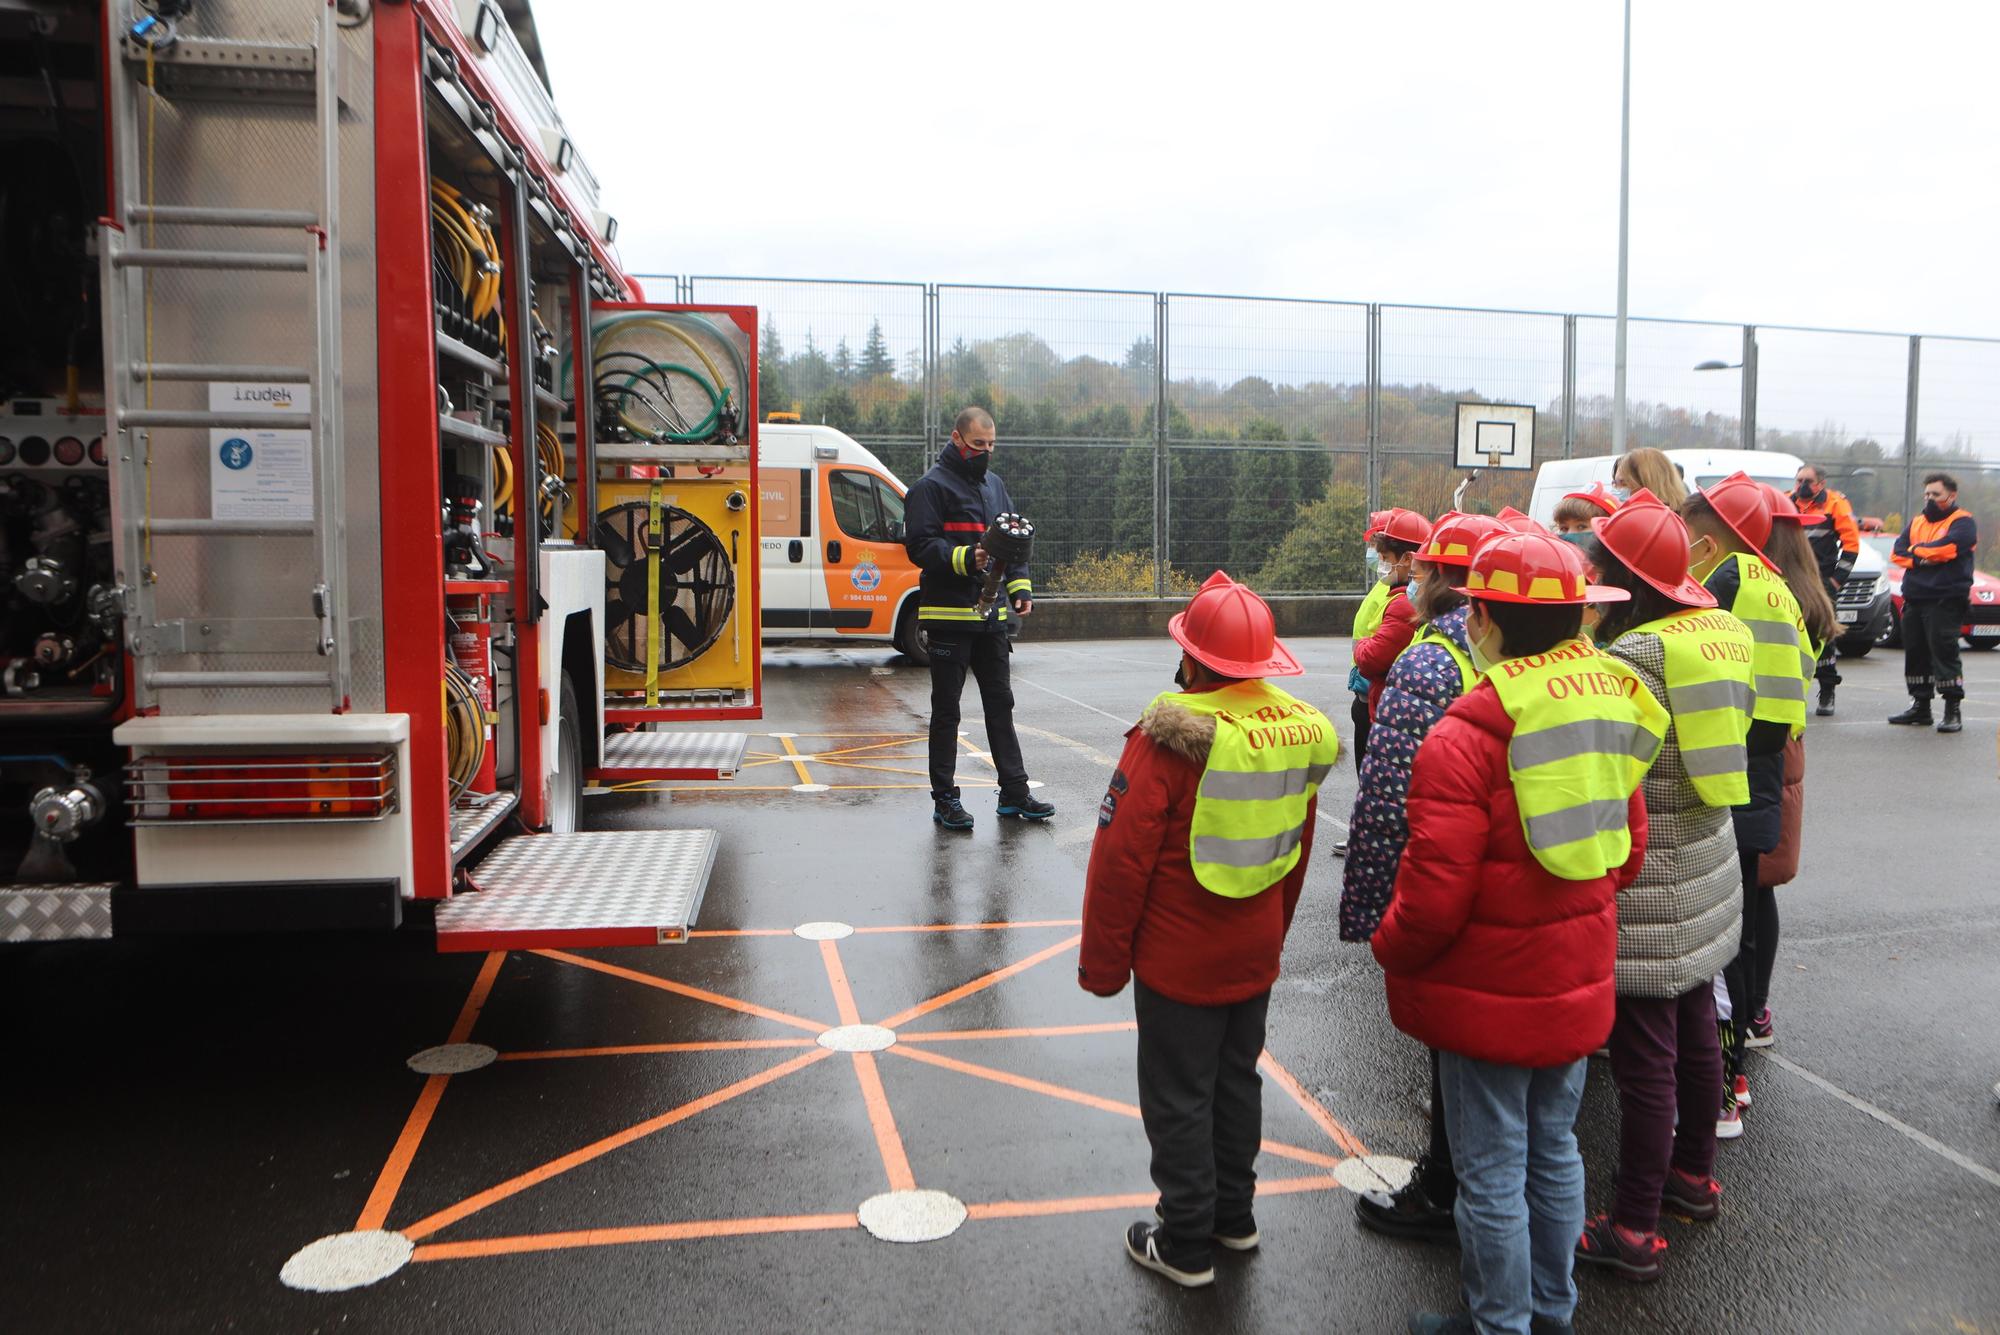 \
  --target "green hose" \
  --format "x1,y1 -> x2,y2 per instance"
612,360 -> 723,442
